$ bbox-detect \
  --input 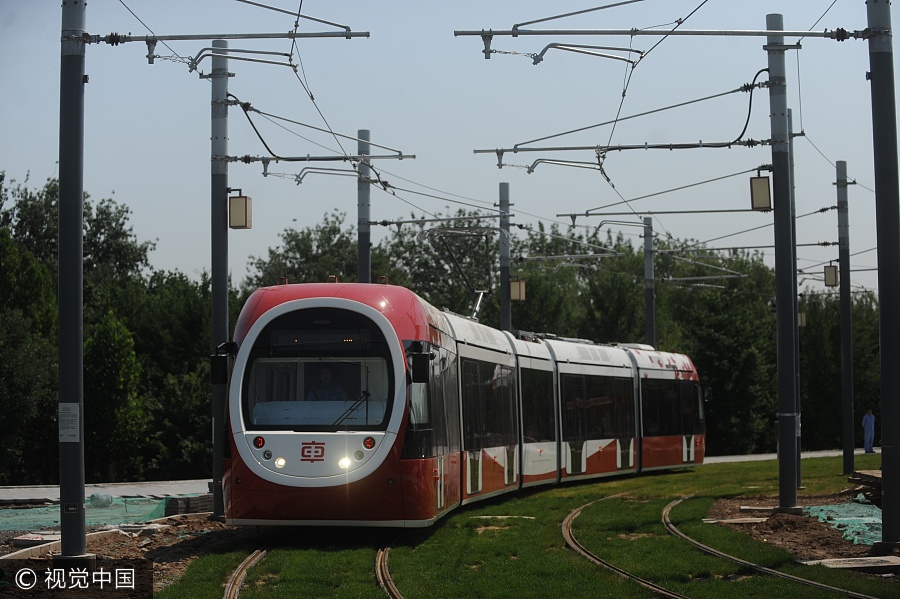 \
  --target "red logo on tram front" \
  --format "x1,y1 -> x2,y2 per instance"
300,441 -> 326,463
